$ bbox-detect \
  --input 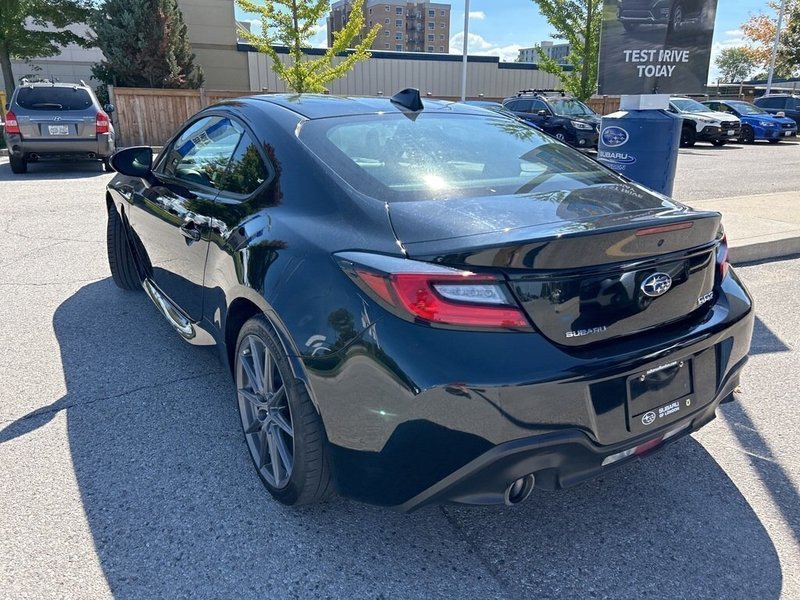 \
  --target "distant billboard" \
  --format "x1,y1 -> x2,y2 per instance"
597,0 -> 719,95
